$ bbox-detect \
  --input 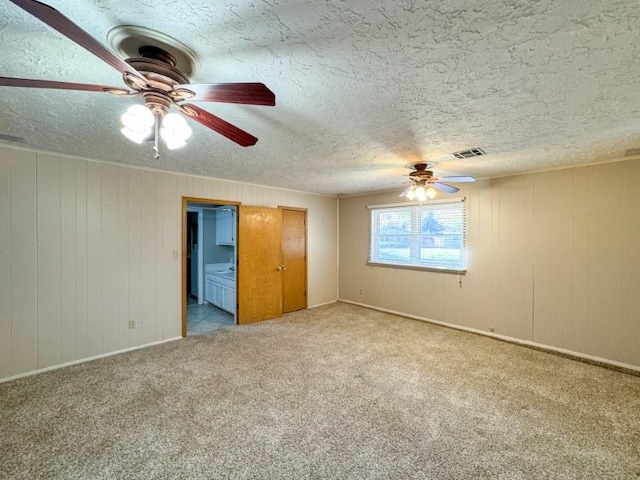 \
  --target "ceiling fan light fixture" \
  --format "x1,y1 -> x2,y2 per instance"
404,188 -> 417,200
414,184 -> 428,202
160,112 -> 192,149
120,126 -> 148,144
120,104 -> 155,144
121,104 -> 154,131
400,181 -> 438,202
164,139 -> 187,150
